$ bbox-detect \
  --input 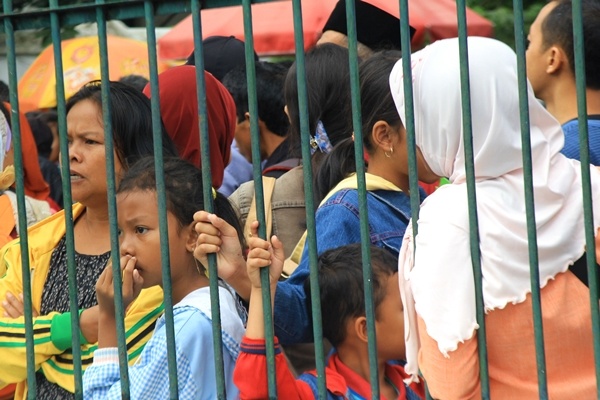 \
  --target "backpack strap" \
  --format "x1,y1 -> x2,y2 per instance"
262,158 -> 301,176
244,177 -> 277,244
